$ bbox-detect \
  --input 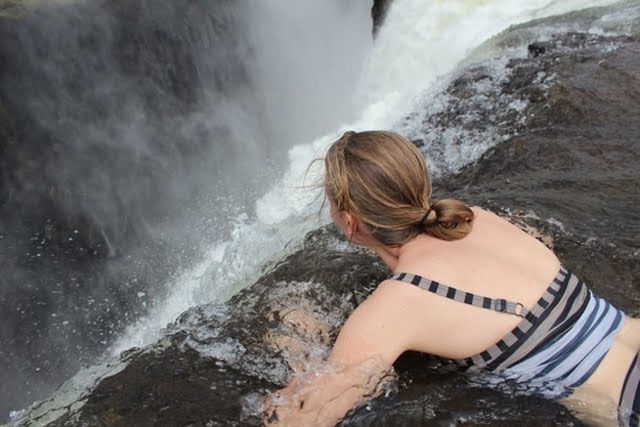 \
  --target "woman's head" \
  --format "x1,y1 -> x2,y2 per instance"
324,130 -> 474,246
